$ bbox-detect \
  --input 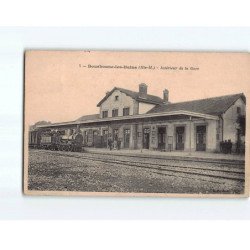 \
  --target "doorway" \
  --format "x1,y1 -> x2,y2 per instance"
113,129 -> 119,141
196,125 -> 206,151
158,127 -> 166,150
124,129 -> 130,148
102,129 -> 108,148
93,130 -> 100,147
143,128 -> 150,149
176,126 -> 185,150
